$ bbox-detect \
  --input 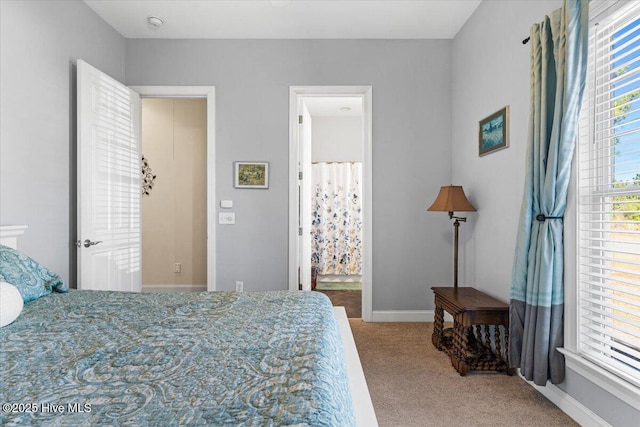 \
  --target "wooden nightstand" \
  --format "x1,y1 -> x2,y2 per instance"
431,286 -> 512,376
